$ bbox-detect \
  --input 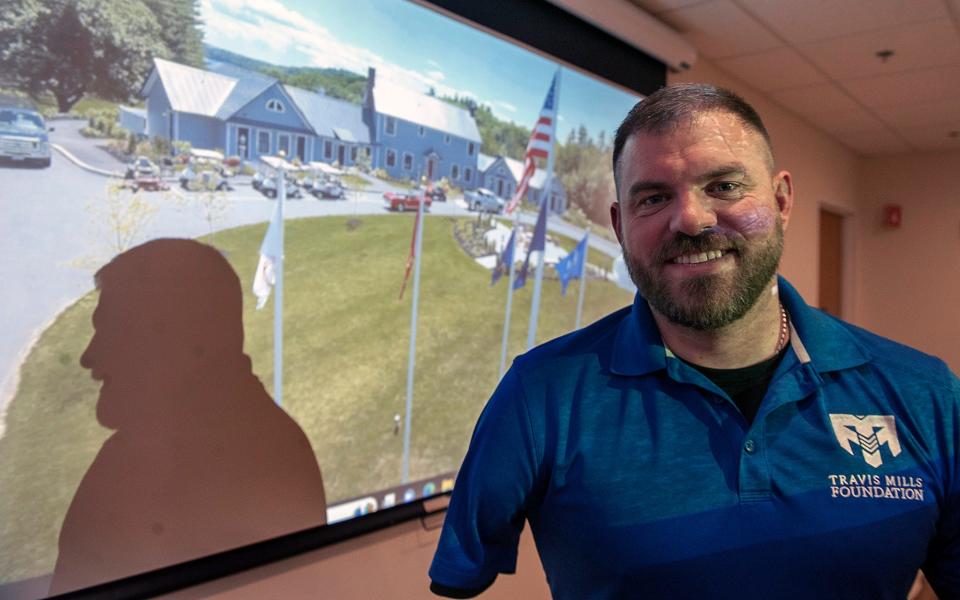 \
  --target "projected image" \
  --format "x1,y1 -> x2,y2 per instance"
0,0 -> 642,594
